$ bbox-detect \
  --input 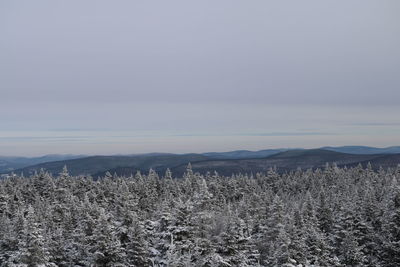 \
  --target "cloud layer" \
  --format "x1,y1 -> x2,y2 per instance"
1,0 -> 399,155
